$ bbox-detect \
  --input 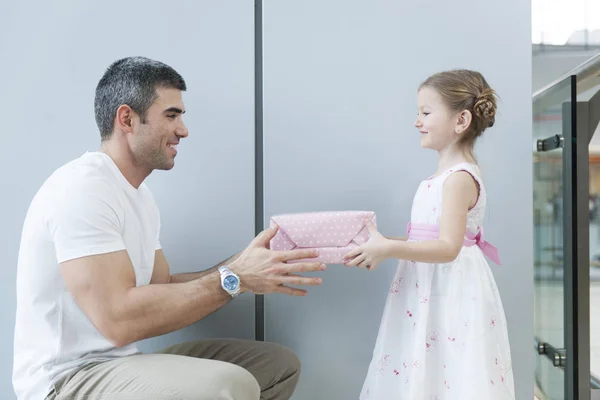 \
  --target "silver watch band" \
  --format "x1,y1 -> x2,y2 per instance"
219,266 -> 241,298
